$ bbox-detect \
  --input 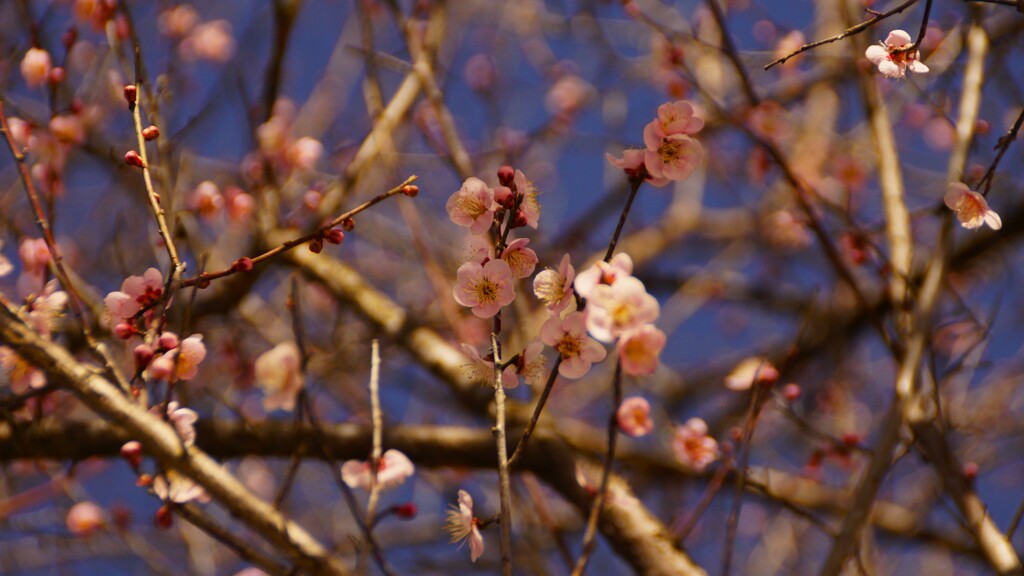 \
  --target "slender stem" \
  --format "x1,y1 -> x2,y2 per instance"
571,361 -> 623,576
491,332 -> 513,576
604,179 -> 643,262
976,107 -> 1024,195
507,356 -> 562,468
705,0 -> 759,105
366,340 -> 384,529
